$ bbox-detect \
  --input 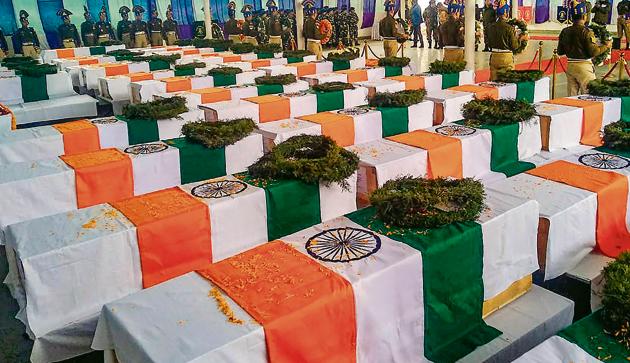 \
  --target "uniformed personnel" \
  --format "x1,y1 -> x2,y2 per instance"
558,0 -> 611,95
131,5 -> 149,48
348,7 -> 359,46
618,0 -> 630,49
481,0 -> 496,51
163,5 -> 179,45
487,1 -> 528,80
242,5 -> 259,45
303,0 -> 323,59
266,0 -> 283,45
591,0 -> 611,25
117,6 -> 133,48
148,9 -> 164,46
422,0 -> 439,48
0,28 -> 8,60
80,6 -> 96,46
95,7 -> 115,44
15,11 -> 40,57
380,0 -> 408,57
440,2 -> 464,62
57,9 -> 81,48
225,1 -> 242,43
